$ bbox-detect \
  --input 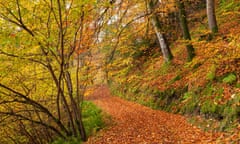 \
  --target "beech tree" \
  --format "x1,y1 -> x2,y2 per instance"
207,0 -> 218,33
176,0 -> 195,61
148,0 -> 173,62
